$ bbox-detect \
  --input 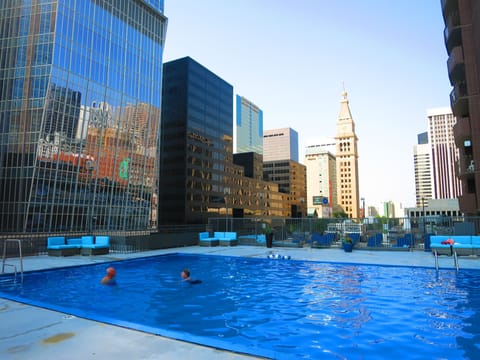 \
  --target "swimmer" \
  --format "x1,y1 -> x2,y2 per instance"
181,268 -> 202,284
101,267 -> 117,285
